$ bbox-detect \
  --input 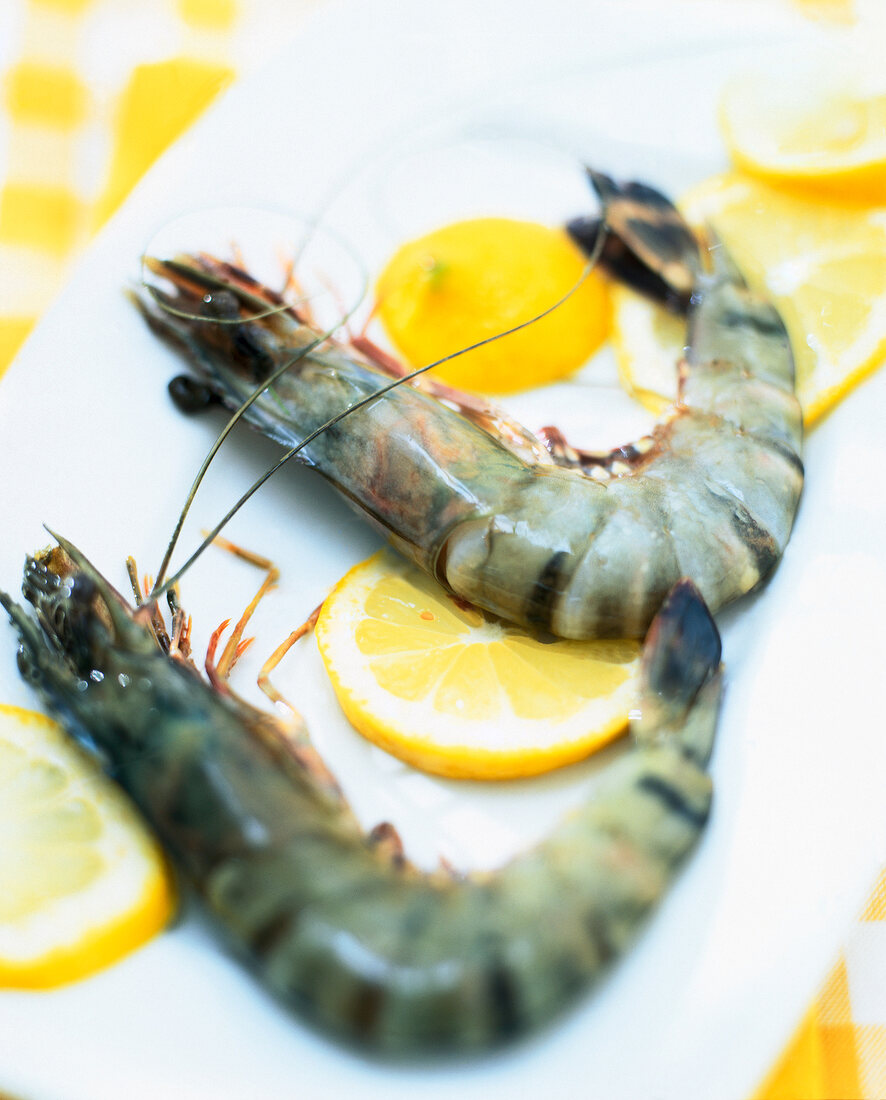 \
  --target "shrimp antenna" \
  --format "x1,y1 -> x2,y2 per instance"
149,241 -> 371,593
152,323 -> 344,594
150,223 -> 606,603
